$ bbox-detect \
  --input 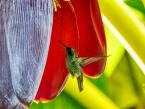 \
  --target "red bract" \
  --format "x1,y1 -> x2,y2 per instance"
35,0 -> 106,102
35,0 -> 79,102
71,0 -> 106,77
